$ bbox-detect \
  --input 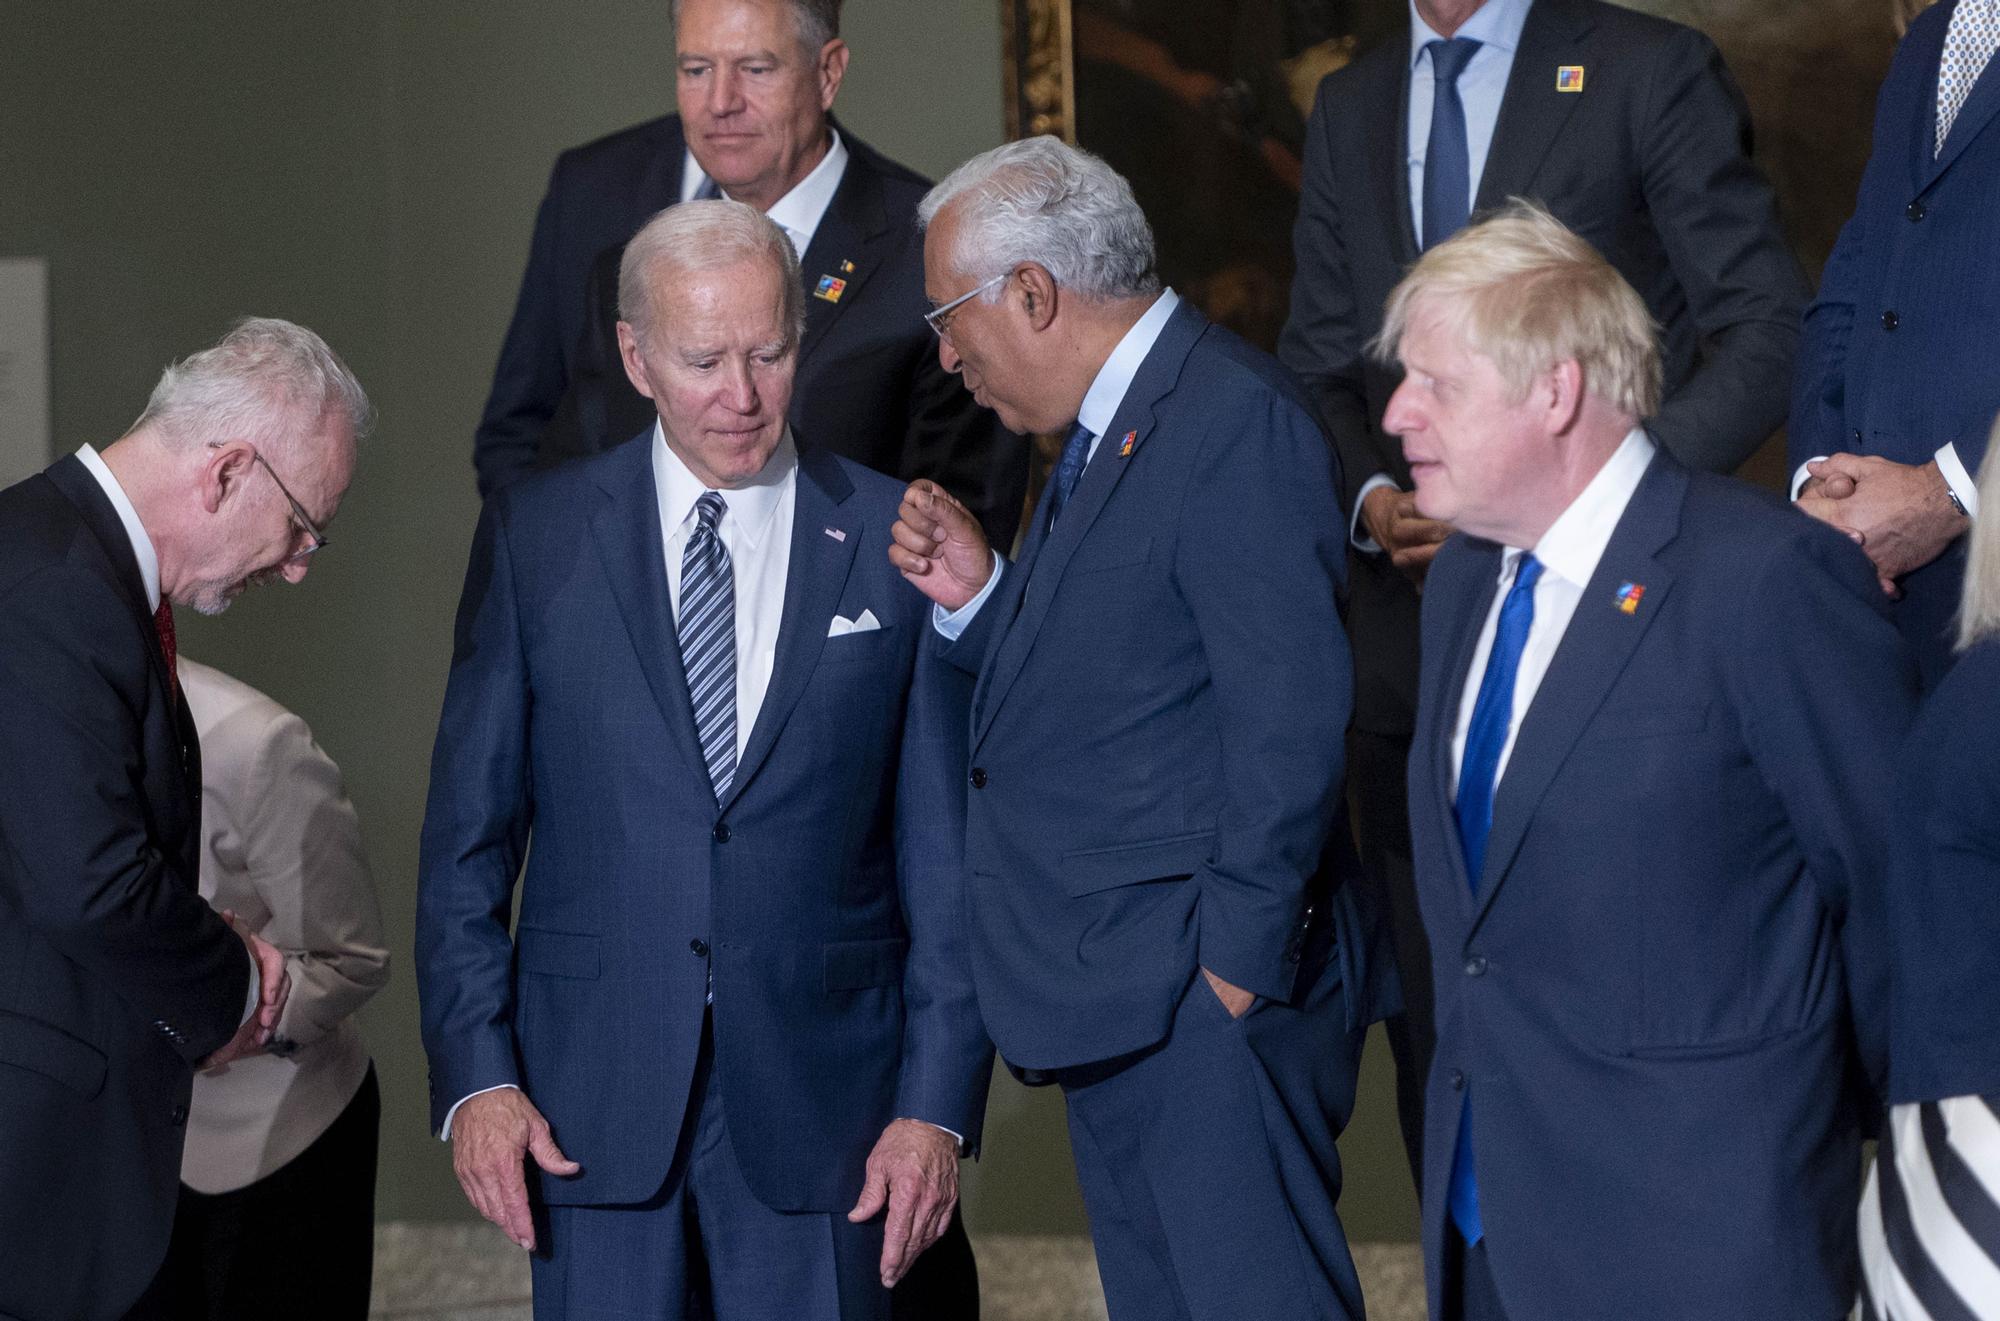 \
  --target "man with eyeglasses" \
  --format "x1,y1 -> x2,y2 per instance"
473,0 -> 1028,555
0,316 -> 369,1321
